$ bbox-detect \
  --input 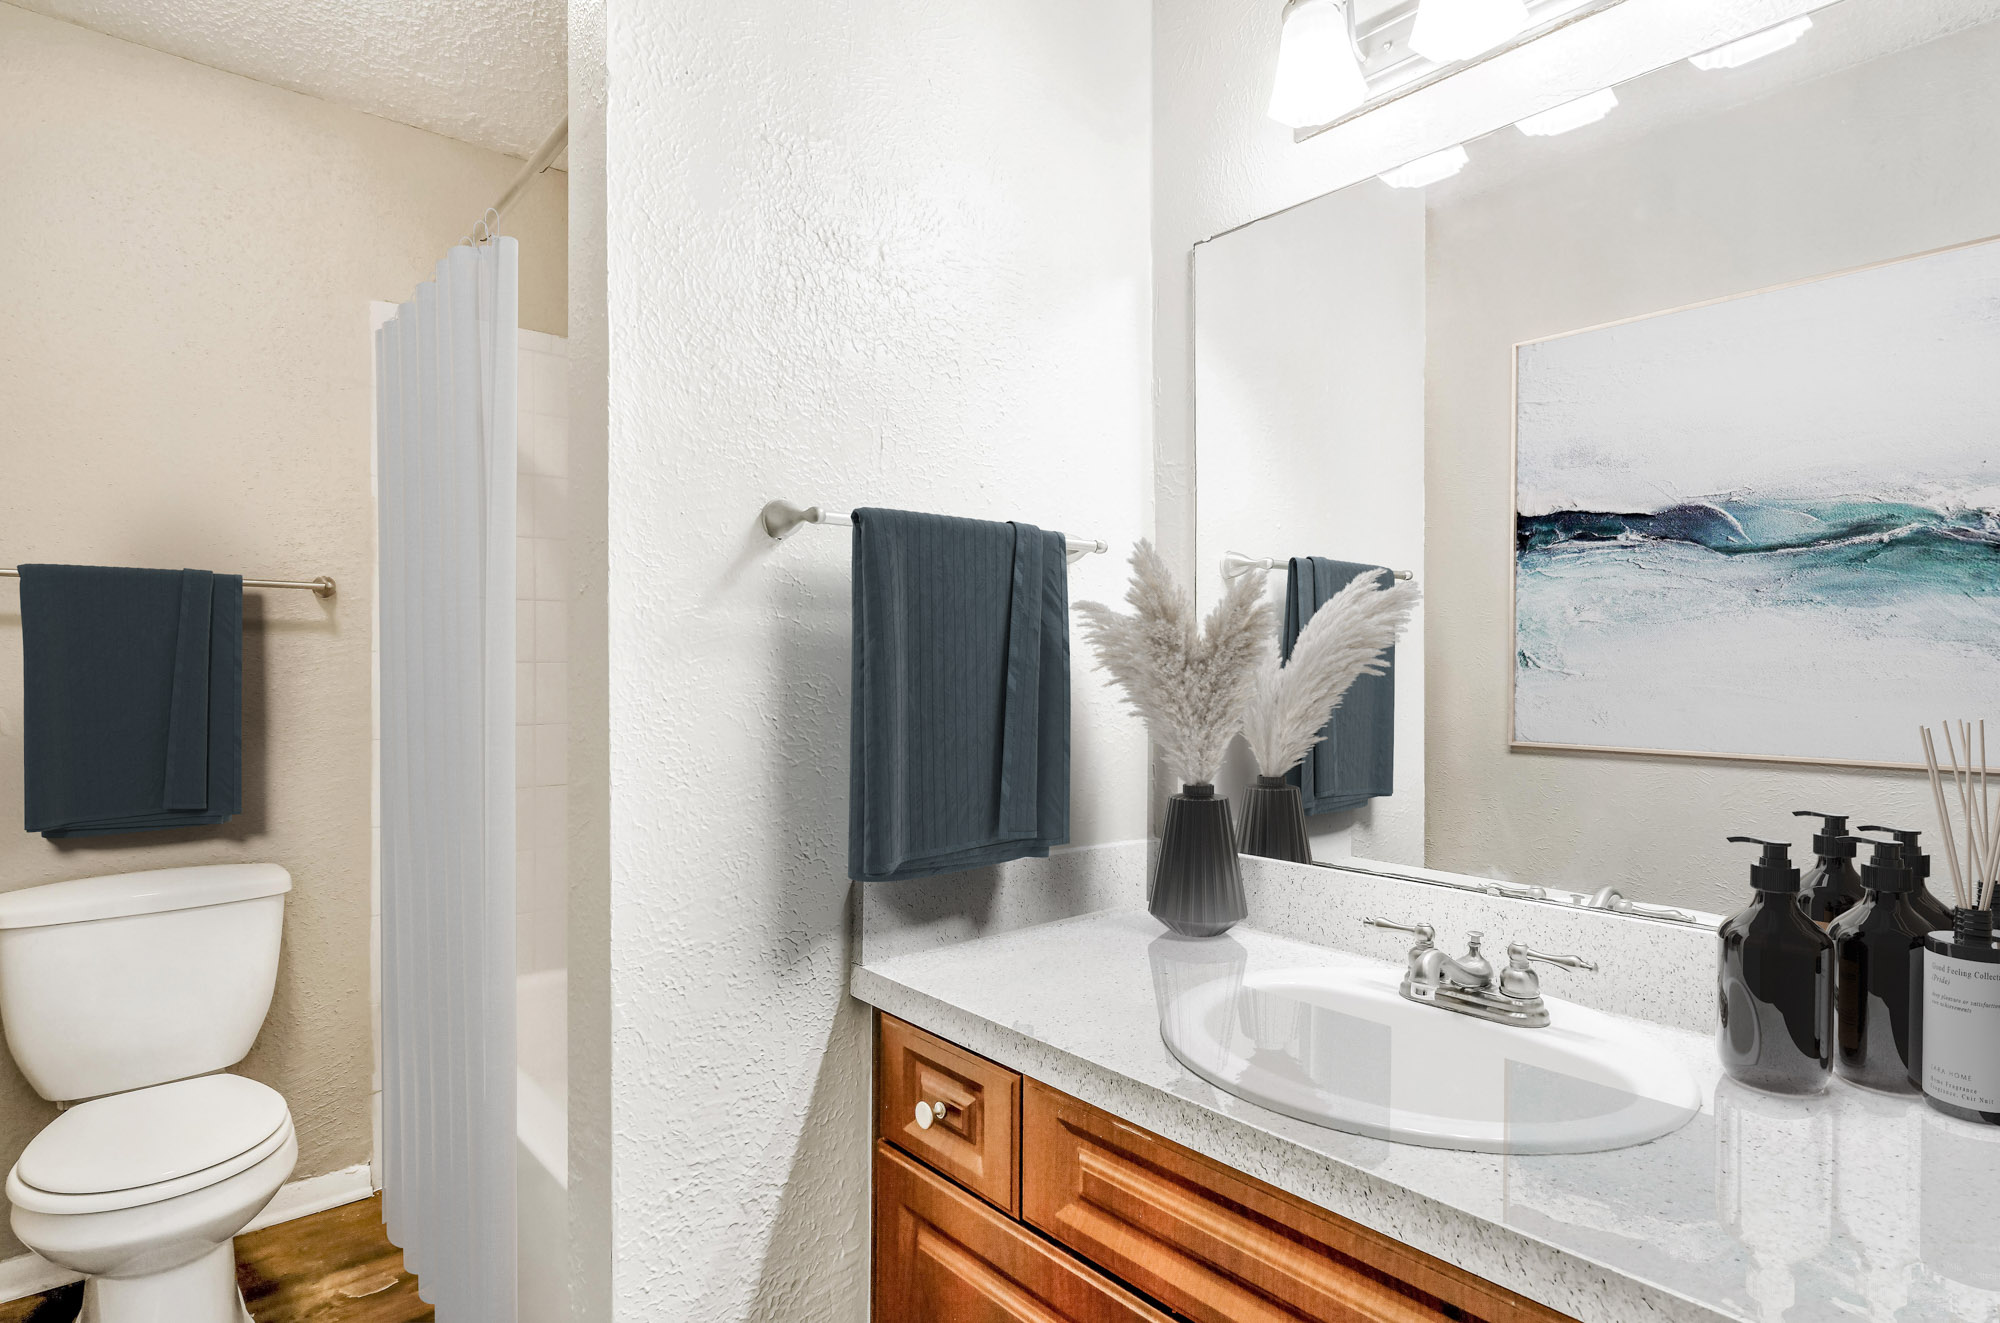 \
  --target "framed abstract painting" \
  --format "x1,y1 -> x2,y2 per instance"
1512,235 -> 2000,769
